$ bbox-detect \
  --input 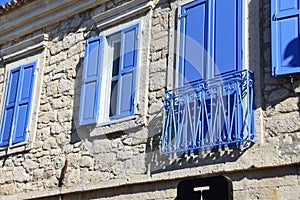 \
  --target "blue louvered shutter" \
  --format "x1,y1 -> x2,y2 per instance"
79,36 -> 103,125
116,25 -> 138,118
12,63 -> 35,144
214,0 -> 242,76
271,0 -> 300,76
0,68 -> 20,147
179,0 -> 207,85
